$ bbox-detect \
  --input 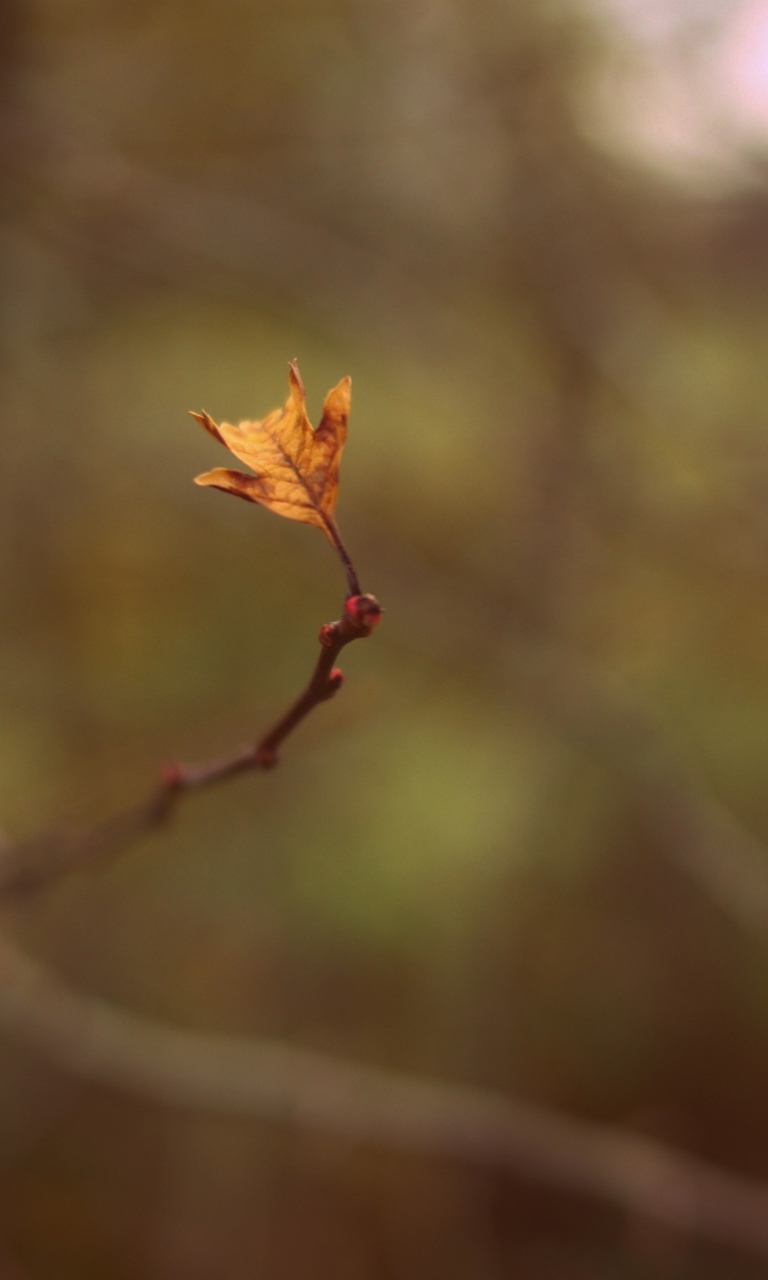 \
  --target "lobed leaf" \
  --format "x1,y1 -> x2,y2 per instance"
192,361 -> 350,544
